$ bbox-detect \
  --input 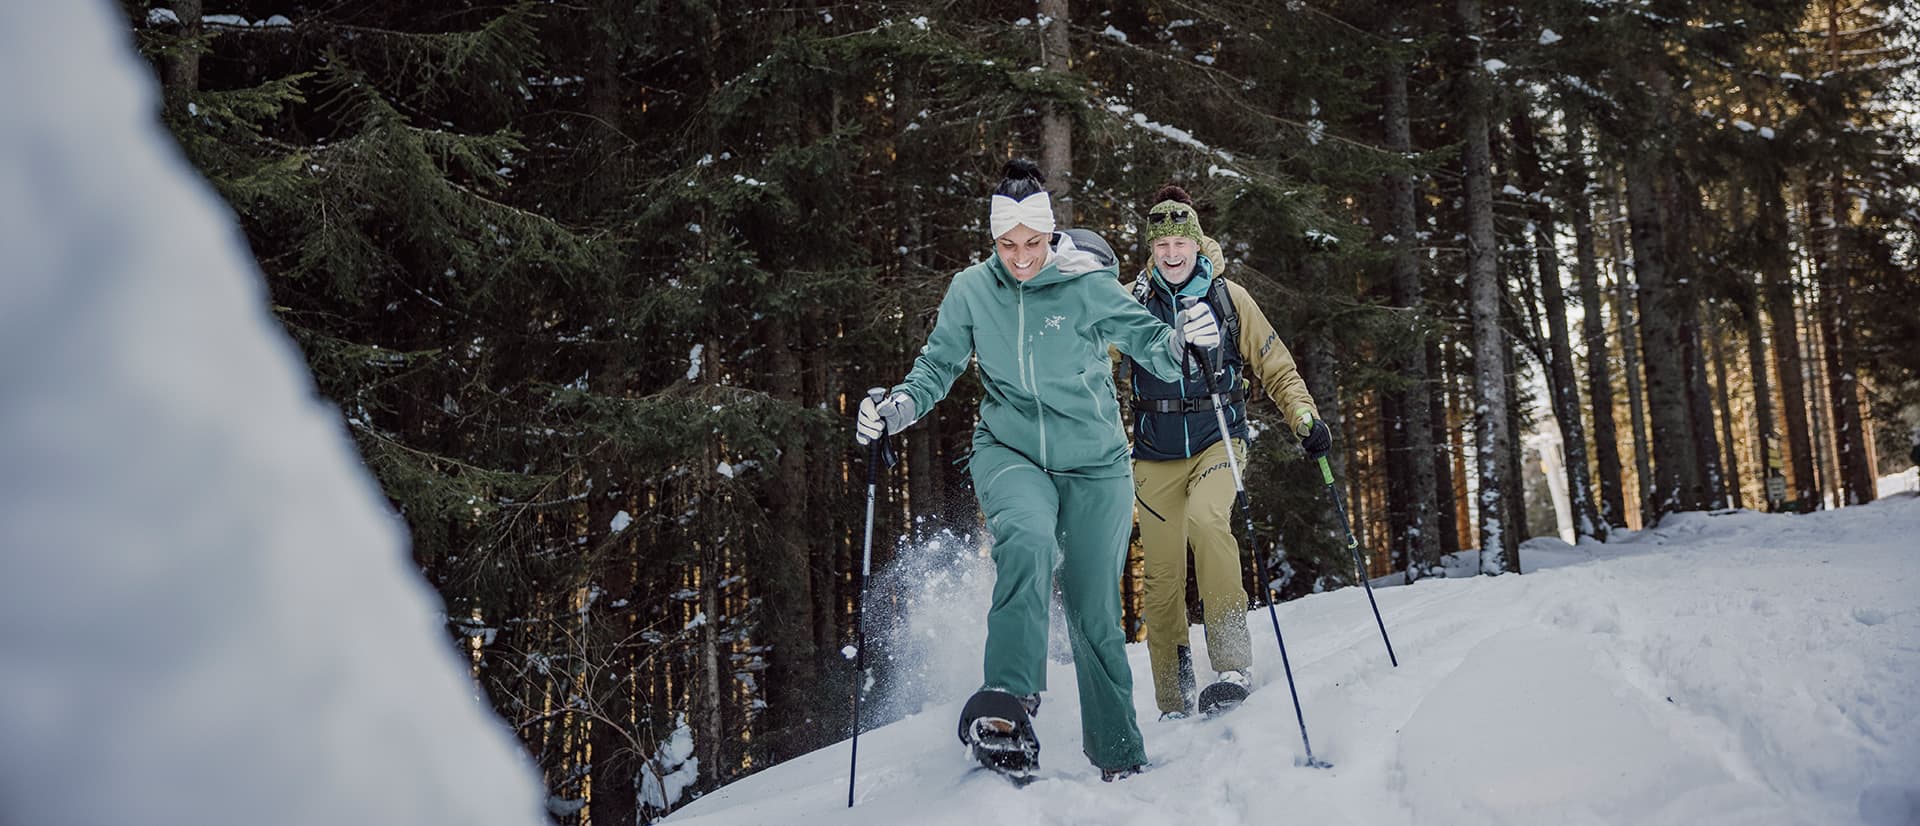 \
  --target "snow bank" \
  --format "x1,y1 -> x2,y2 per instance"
667,499 -> 1920,825
0,3 -> 545,824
